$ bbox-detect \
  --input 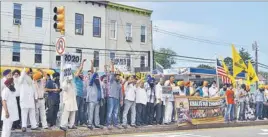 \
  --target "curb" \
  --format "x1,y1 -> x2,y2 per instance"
8,121 -> 268,137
